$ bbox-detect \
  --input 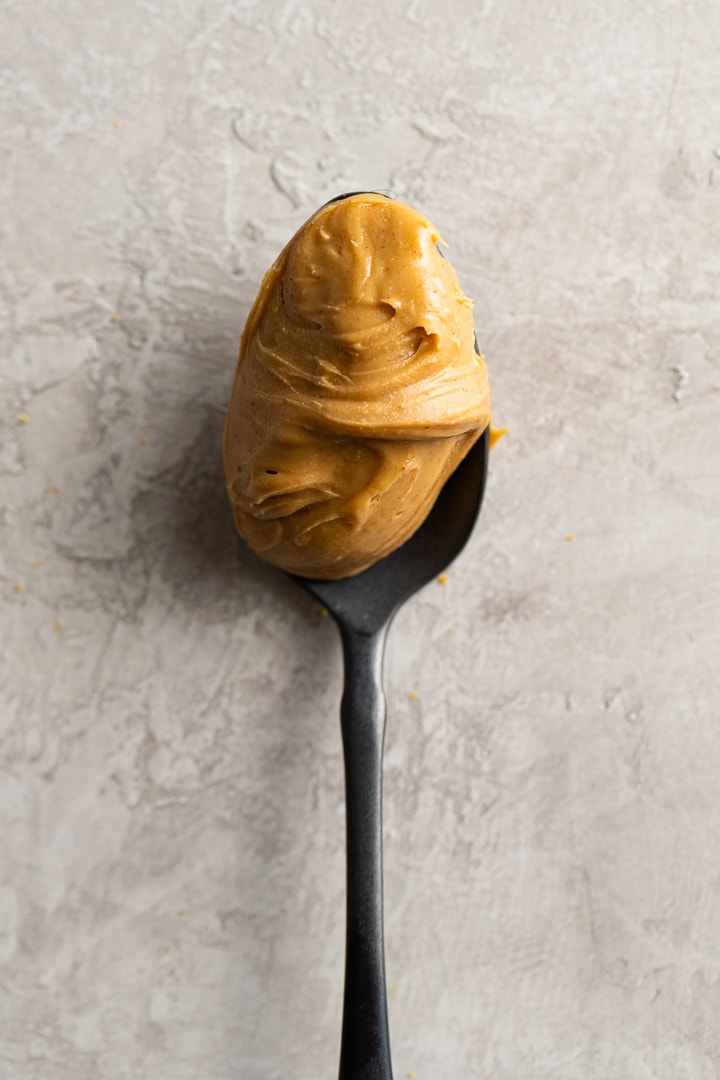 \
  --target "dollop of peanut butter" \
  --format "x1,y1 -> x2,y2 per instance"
223,193 -> 490,579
